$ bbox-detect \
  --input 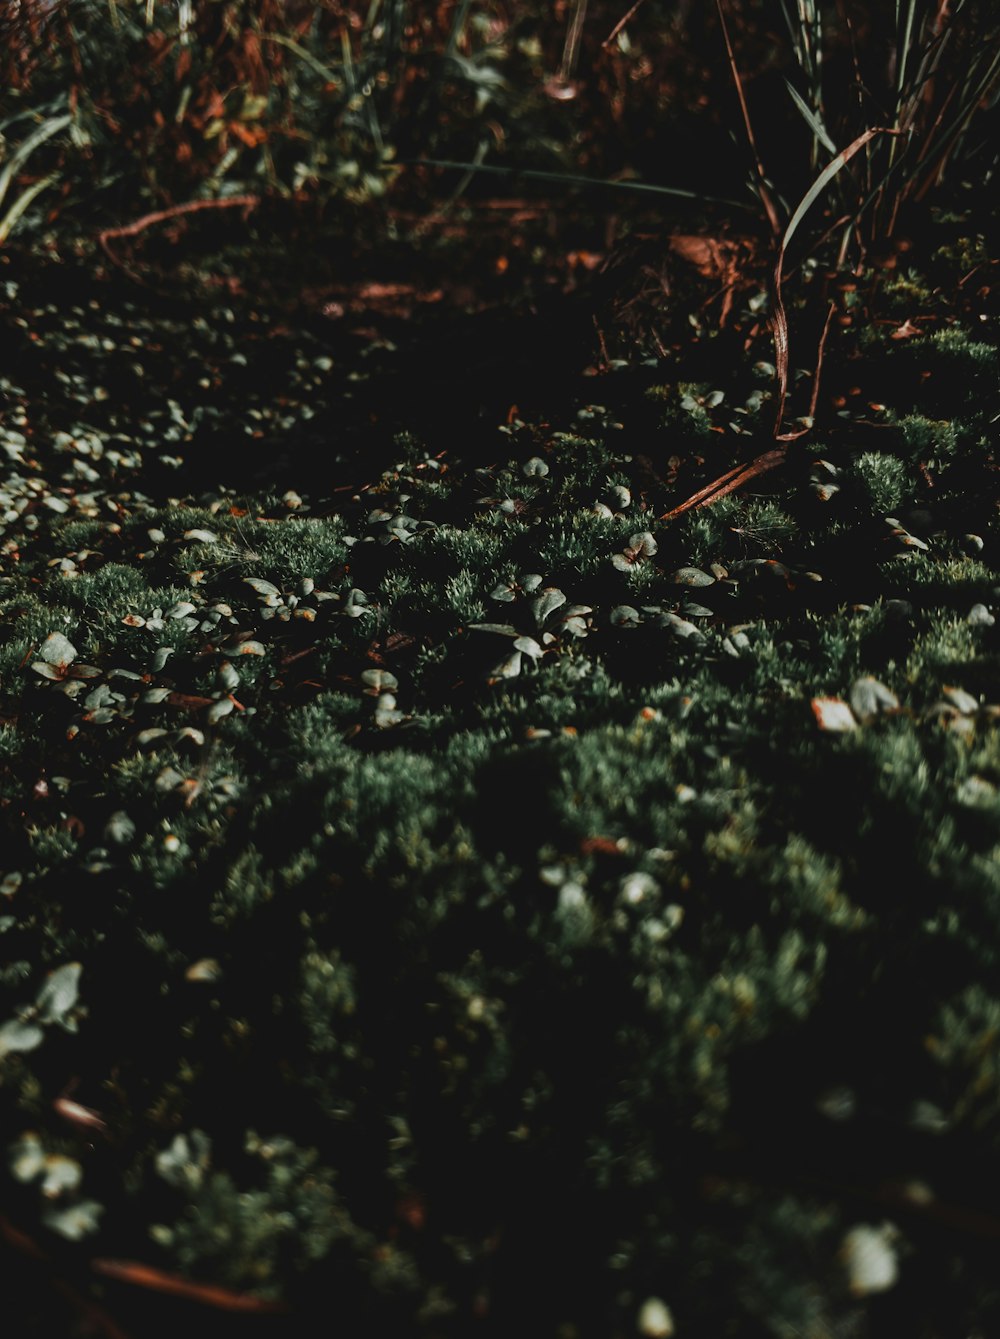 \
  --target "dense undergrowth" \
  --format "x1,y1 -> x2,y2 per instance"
3,221 -> 1000,1336
5,1 -> 1000,1336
